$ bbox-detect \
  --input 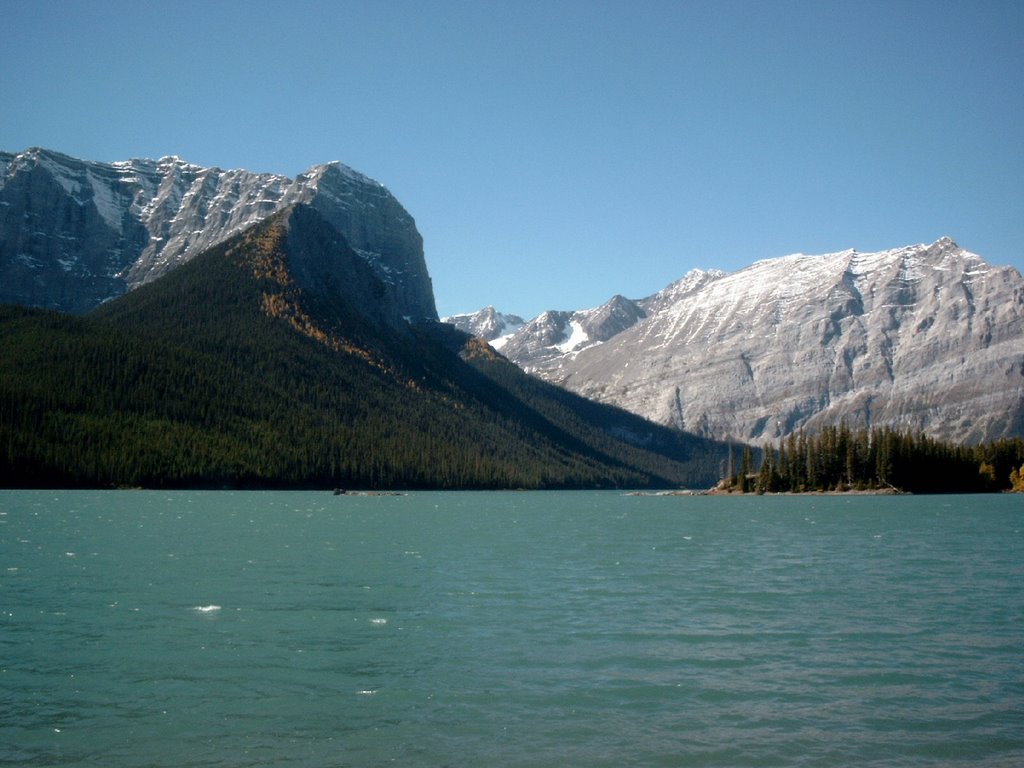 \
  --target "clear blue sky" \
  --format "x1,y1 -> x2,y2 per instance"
2,0 -> 1021,319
